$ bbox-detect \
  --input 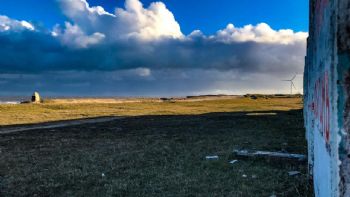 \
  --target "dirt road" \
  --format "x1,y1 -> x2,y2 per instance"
0,117 -> 121,134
